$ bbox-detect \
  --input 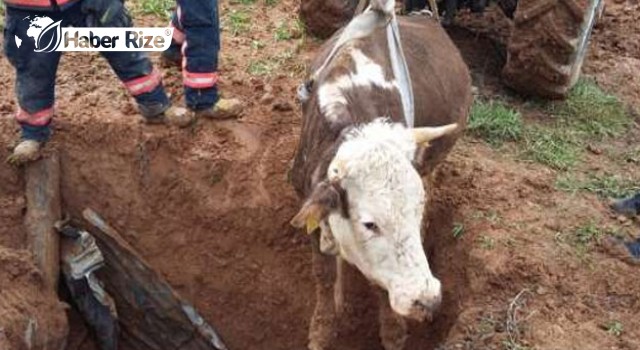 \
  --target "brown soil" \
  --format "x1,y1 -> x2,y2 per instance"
583,0 -> 640,110
0,1 -> 639,350
0,246 -> 69,350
